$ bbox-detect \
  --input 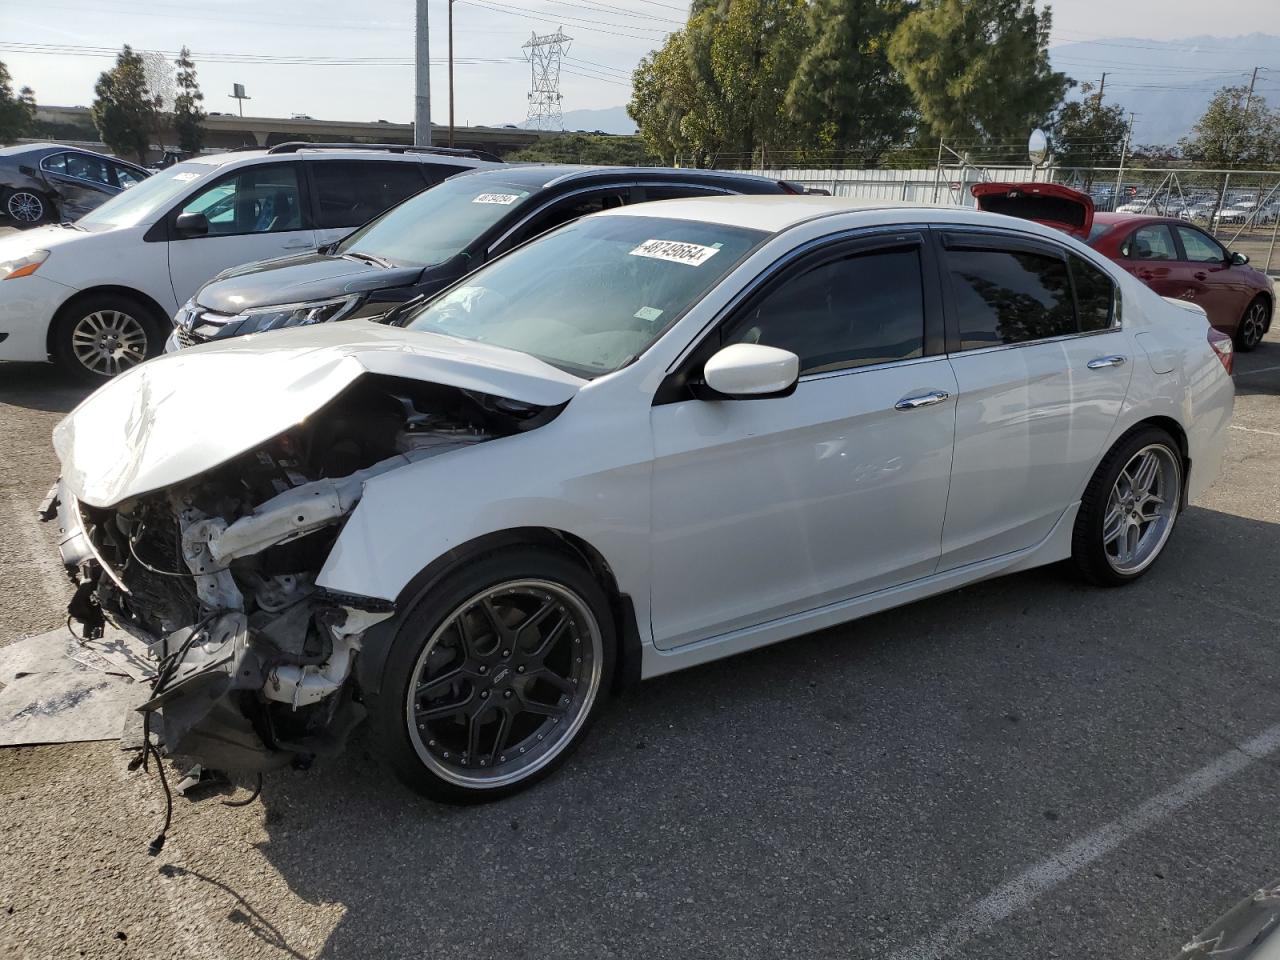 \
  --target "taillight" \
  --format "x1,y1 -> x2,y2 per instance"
1208,327 -> 1234,375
